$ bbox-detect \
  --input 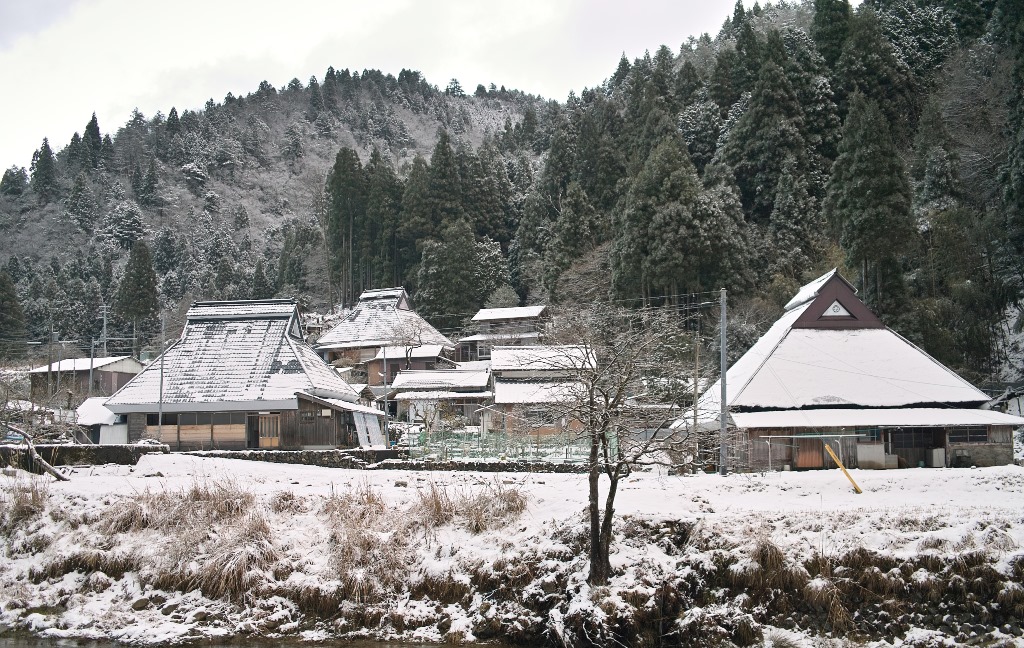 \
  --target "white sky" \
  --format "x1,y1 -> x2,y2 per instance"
0,0 -> 748,170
